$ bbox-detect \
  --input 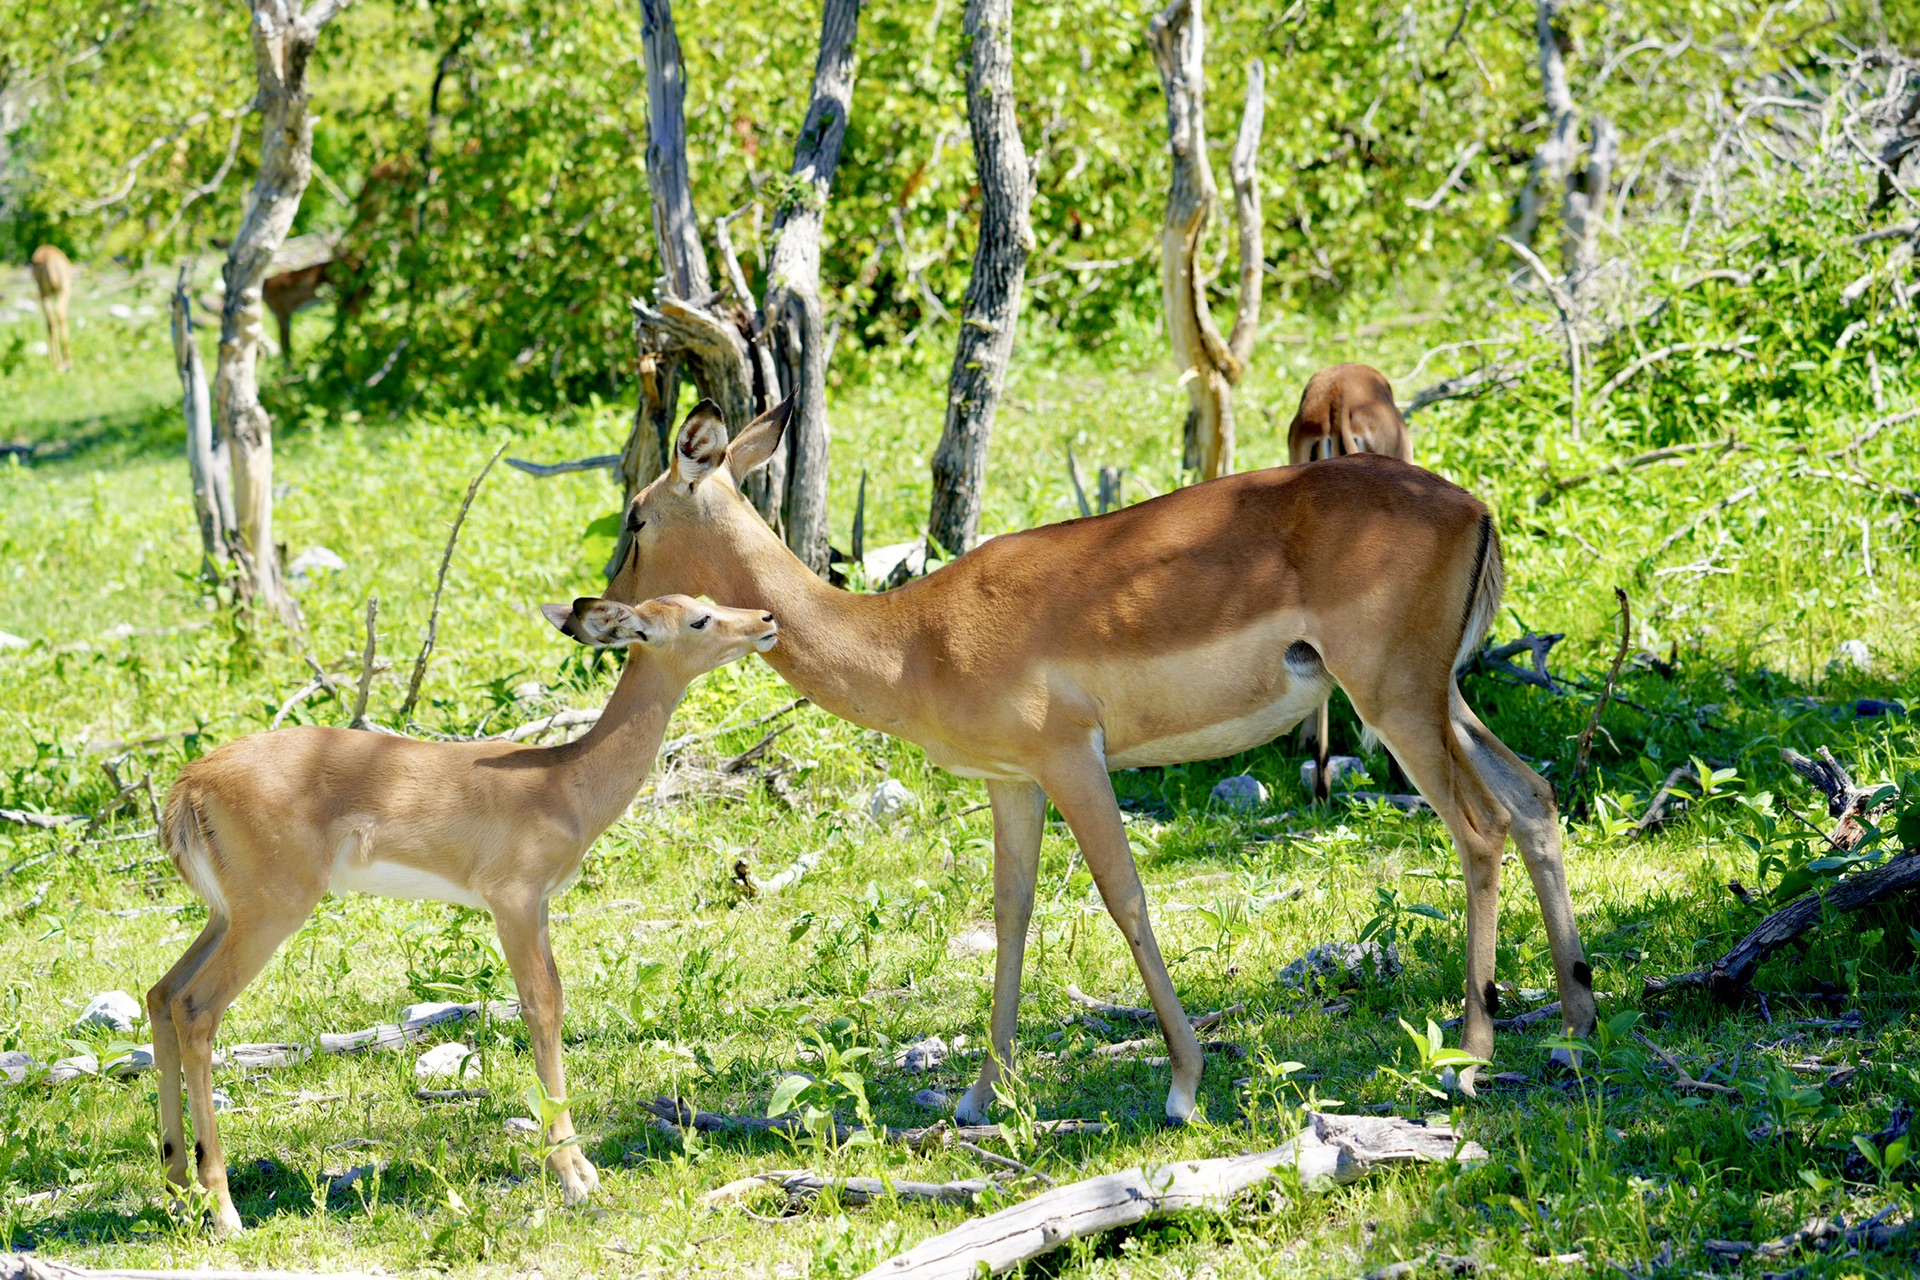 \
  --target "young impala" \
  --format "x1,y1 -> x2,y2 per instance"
1285,363 -> 1416,798
149,595 -> 777,1234
609,398 -> 1595,1125
29,245 -> 75,372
